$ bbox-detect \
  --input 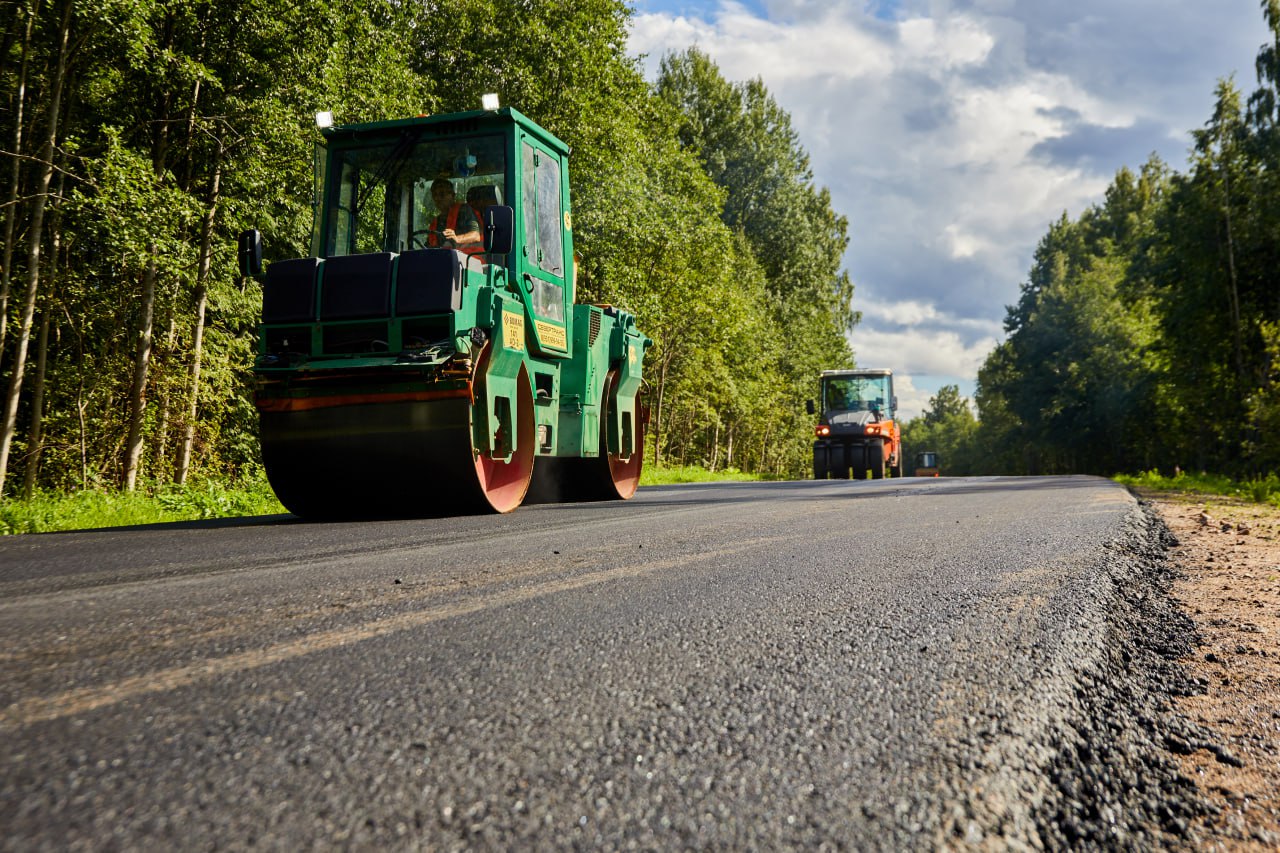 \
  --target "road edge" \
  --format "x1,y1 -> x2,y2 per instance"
937,496 -> 1214,847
